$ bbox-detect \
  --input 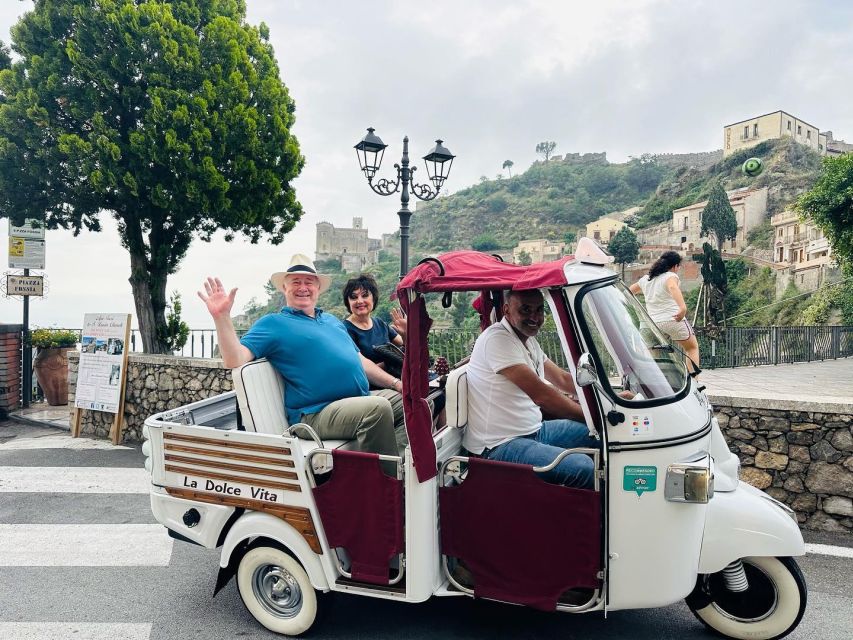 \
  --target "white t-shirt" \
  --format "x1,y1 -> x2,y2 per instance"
637,272 -> 681,323
463,317 -> 548,455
